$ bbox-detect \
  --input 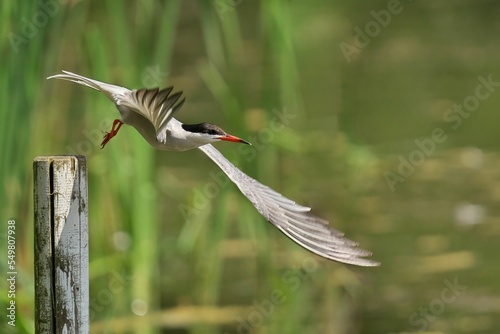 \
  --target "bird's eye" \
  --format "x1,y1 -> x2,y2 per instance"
208,130 -> 218,135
